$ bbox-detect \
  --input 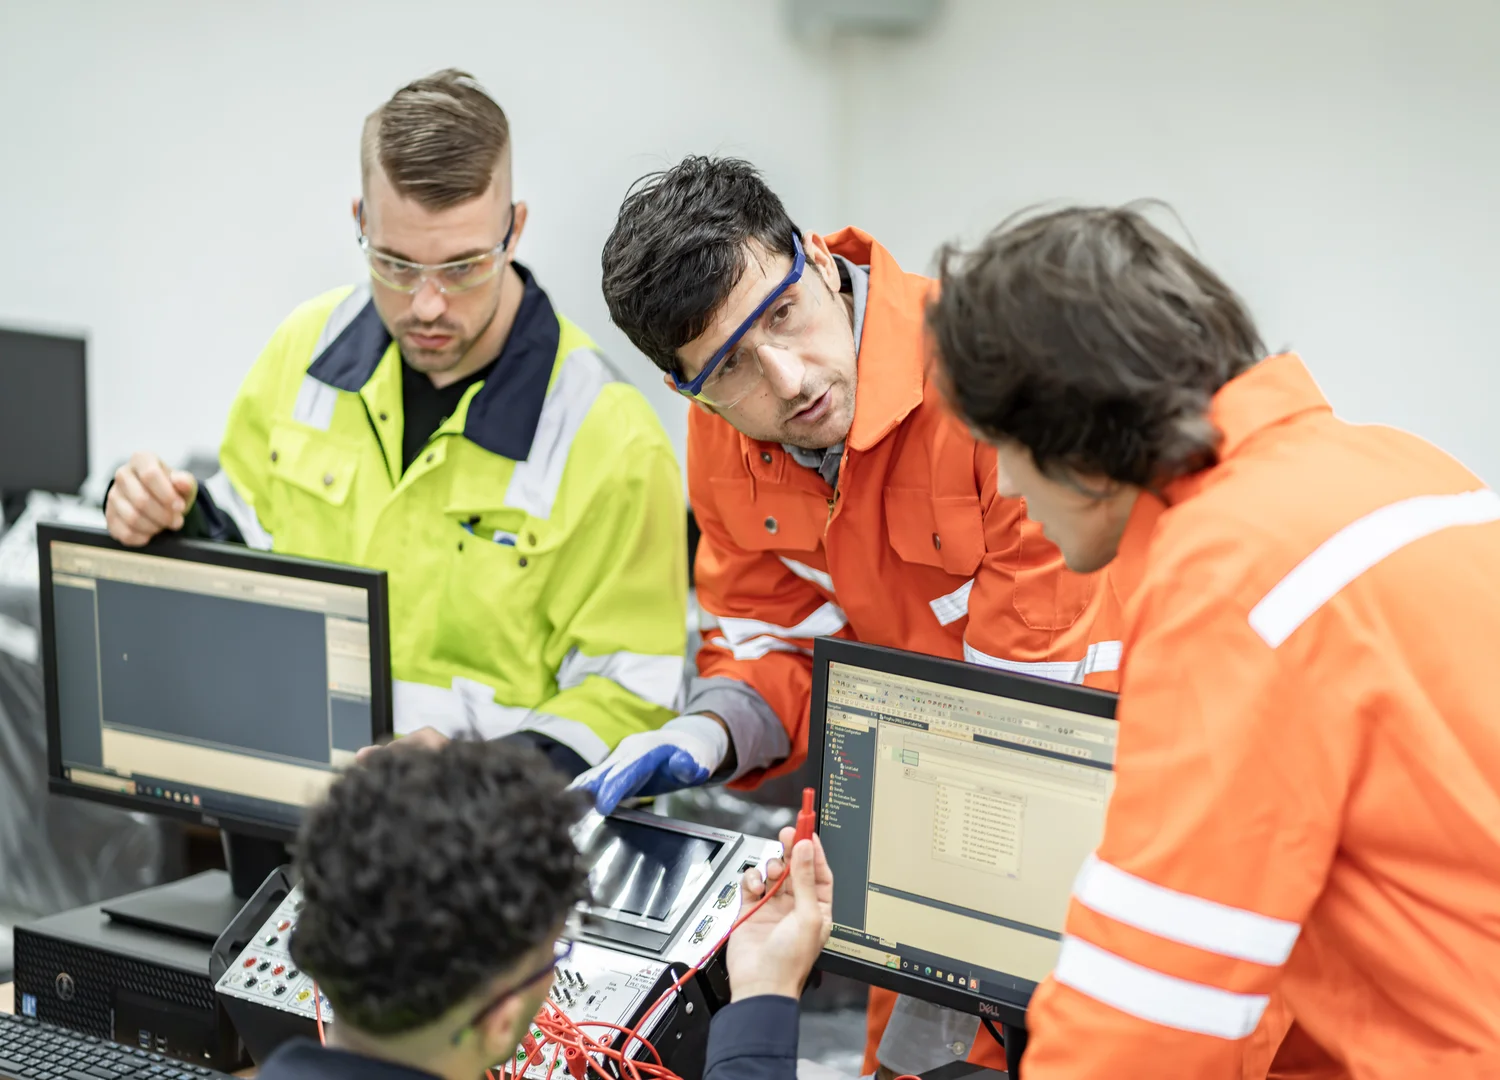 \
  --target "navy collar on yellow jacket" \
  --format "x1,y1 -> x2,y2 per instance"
306,264 -> 561,461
